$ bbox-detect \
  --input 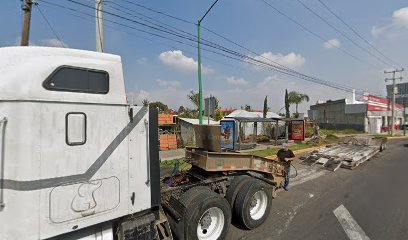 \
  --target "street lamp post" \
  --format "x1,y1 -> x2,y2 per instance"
197,0 -> 219,124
